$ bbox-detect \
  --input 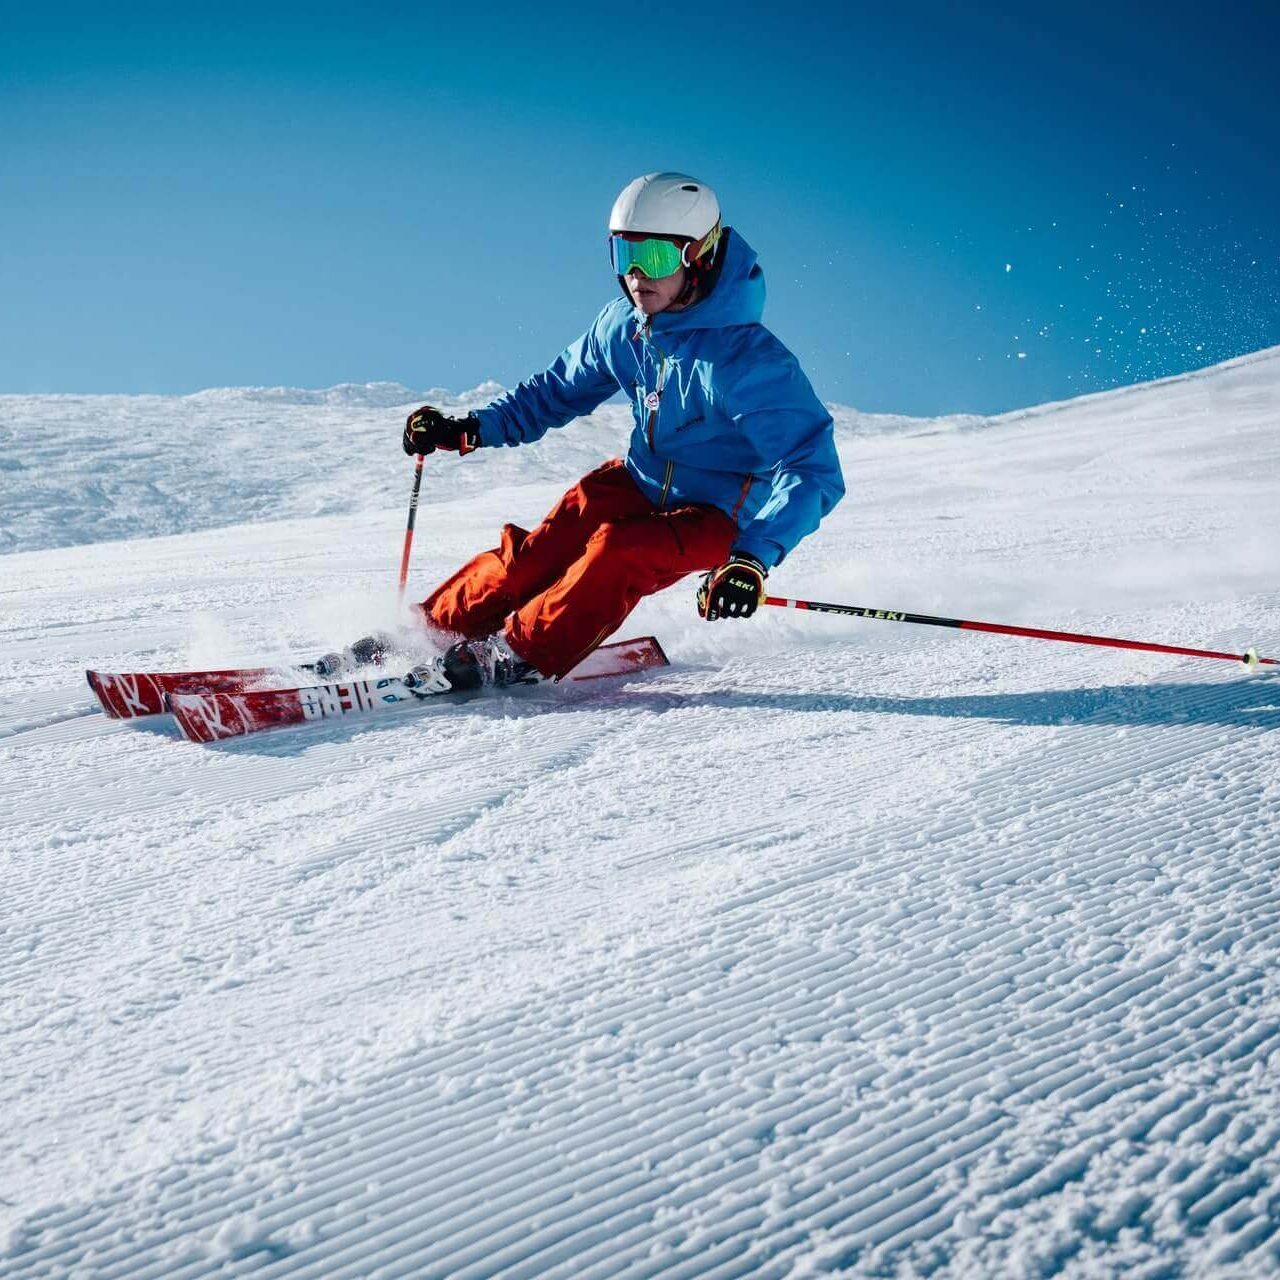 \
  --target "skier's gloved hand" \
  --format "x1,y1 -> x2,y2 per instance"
402,406 -> 481,456
697,555 -> 767,620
